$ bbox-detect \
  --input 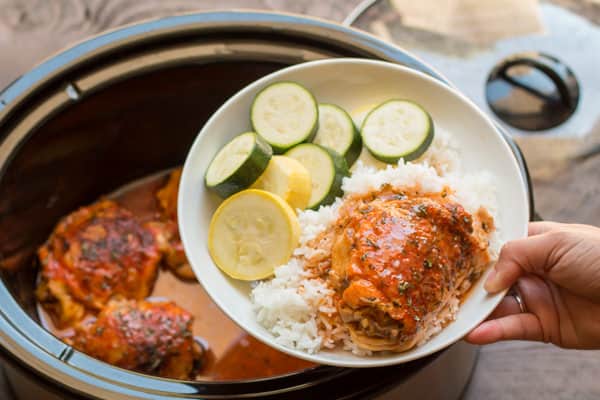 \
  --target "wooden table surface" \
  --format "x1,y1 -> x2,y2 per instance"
1,1 -> 599,399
